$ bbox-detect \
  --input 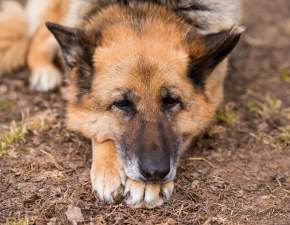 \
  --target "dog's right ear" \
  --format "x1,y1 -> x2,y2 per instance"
186,26 -> 244,88
46,22 -> 98,70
